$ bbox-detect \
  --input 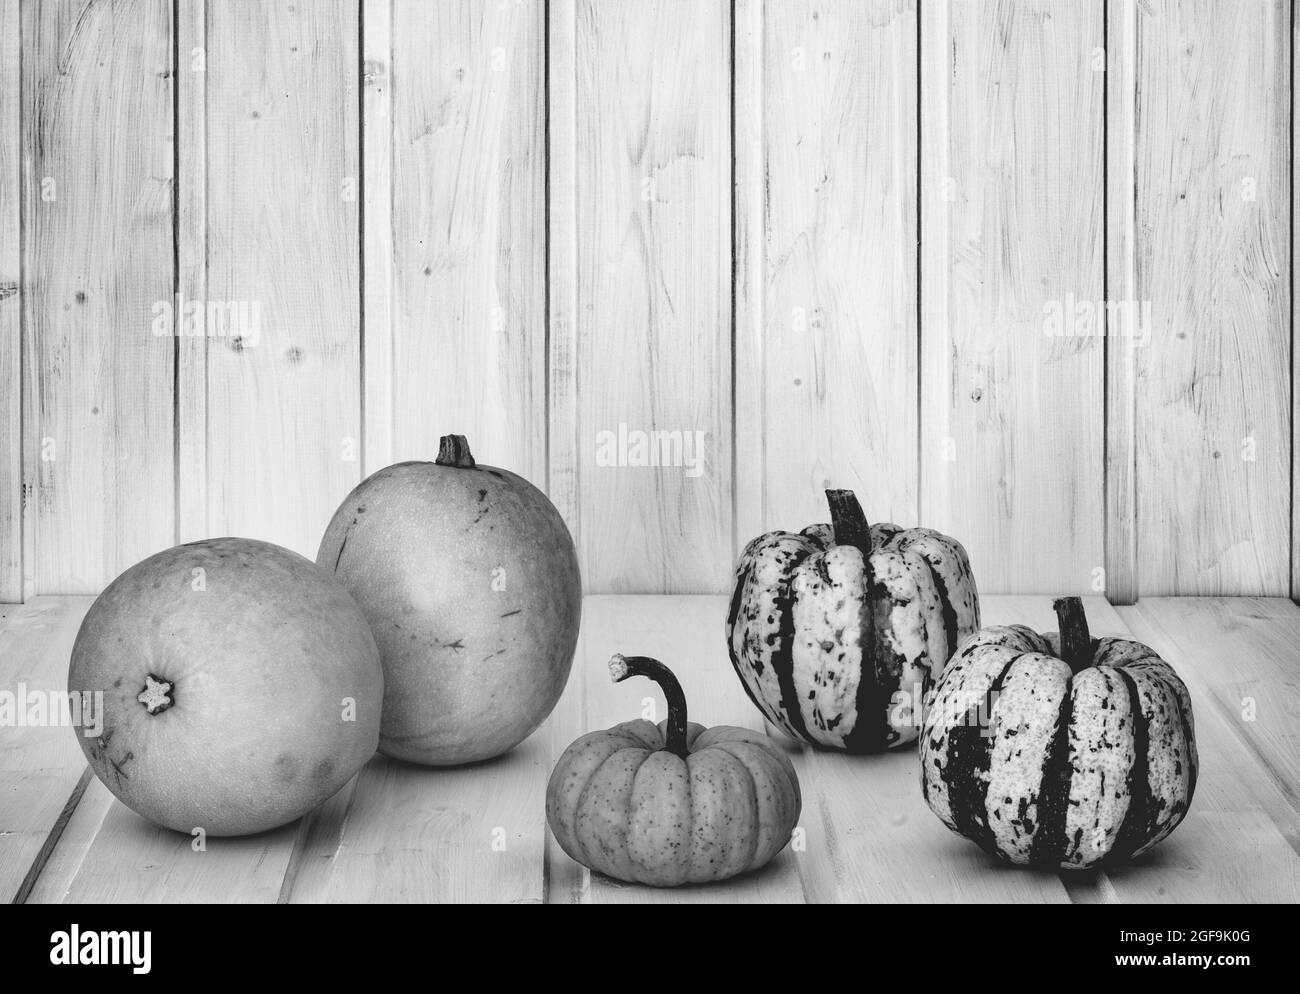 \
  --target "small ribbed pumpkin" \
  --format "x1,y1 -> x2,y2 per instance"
920,598 -> 1198,869
726,489 -> 979,752
546,655 -> 802,887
